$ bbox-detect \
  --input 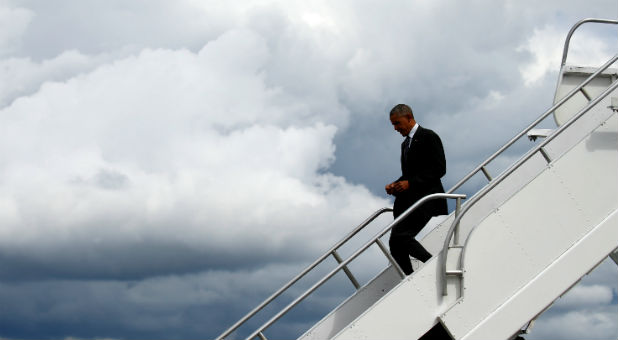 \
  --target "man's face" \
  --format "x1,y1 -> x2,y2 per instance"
390,114 -> 415,137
